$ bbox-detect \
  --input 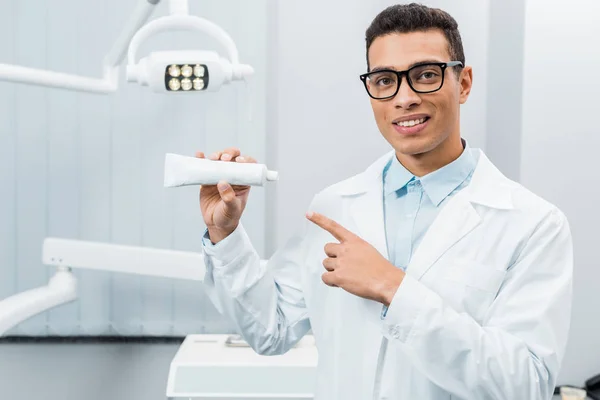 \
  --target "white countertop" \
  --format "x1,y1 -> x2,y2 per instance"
166,334 -> 318,398
171,334 -> 318,366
